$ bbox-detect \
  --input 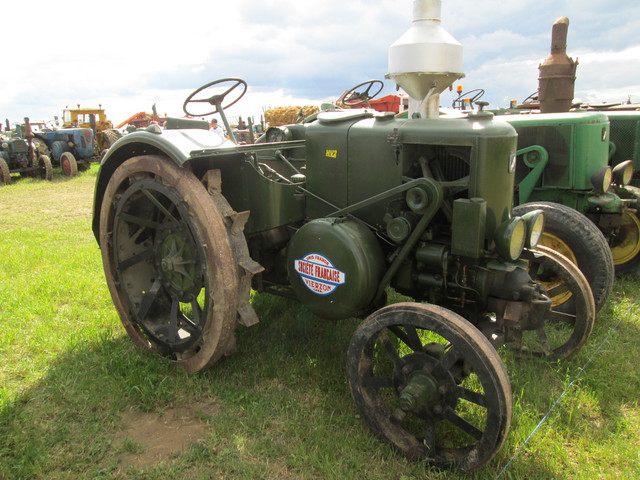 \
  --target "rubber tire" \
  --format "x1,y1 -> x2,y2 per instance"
0,157 -> 10,185
60,151 -> 78,177
513,201 -> 614,313
38,155 -> 53,181
103,129 -> 122,148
